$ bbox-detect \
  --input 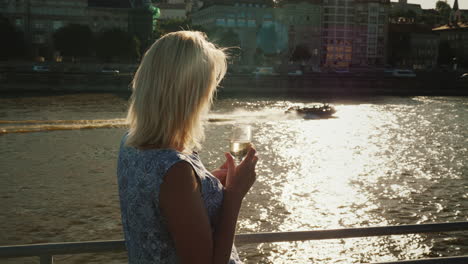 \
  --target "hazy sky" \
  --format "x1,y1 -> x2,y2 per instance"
404,0 -> 468,9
